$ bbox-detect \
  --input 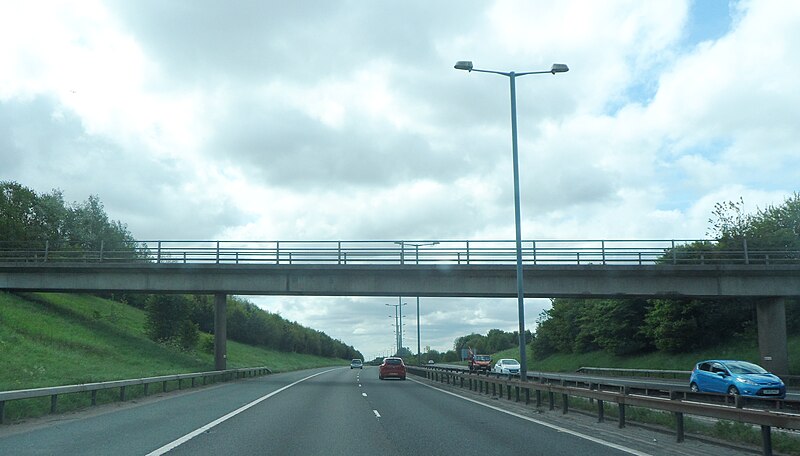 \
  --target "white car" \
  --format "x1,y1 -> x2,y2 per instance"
493,359 -> 520,375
